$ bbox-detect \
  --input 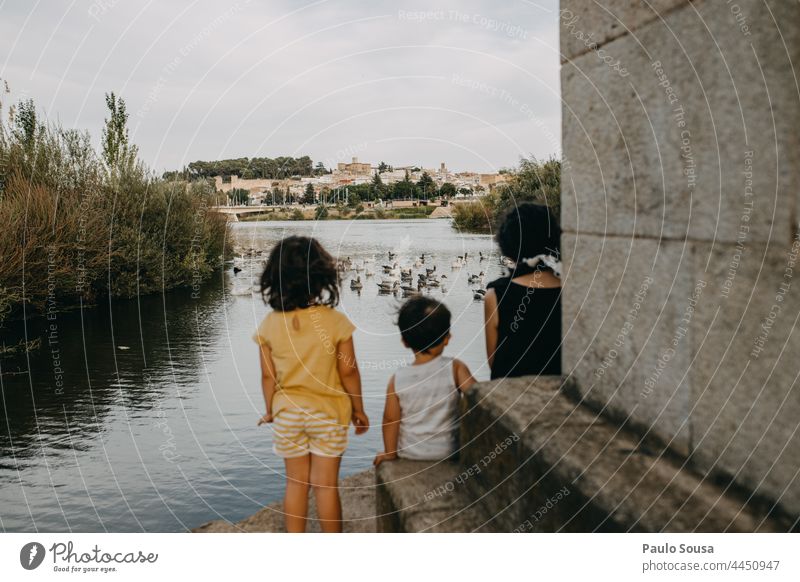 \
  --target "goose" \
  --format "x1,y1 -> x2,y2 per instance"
377,279 -> 398,293
350,277 -> 363,290
451,256 -> 465,269
425,266 -> 437,276
233,266 -> 242,274
473,288 -> 487,300
365,268 -> 375,278
479,251 -> 487,262
467,271 -> 485,284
